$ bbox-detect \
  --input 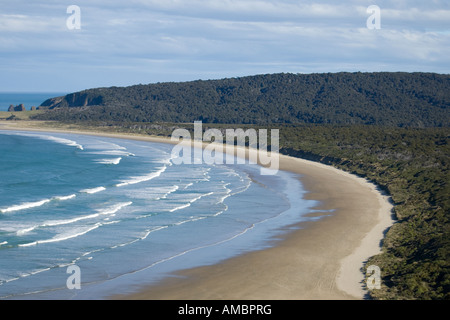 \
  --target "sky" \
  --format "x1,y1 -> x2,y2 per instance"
1,0 -> 449,92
